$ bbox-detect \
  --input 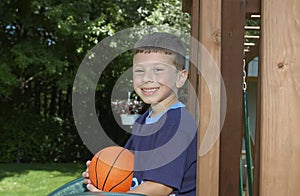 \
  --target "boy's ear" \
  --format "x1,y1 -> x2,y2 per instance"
176,70 -> 188,88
